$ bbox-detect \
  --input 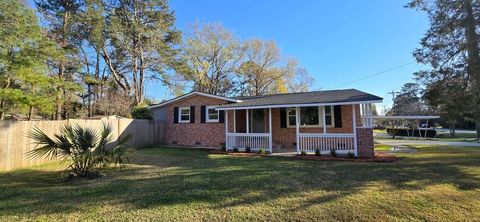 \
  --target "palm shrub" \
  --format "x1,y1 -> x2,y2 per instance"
27,124 -> 133,178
